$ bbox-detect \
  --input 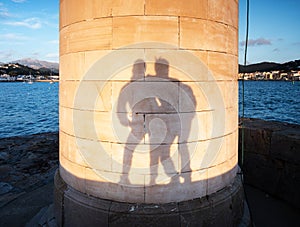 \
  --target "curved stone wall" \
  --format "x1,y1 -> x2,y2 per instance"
59,0 -> 239,203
